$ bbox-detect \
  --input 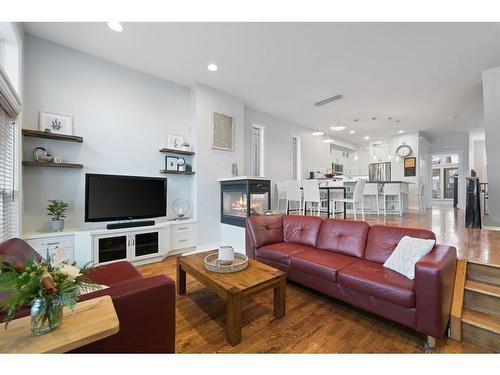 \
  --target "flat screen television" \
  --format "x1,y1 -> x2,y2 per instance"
85,173 -> 167,222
